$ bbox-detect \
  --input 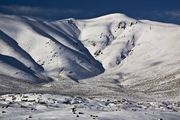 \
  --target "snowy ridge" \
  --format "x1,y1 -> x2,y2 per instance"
0,13 -> 180,98
0,13 -> 180,120
0,14 -> 104,82
76,13 -> 140,69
